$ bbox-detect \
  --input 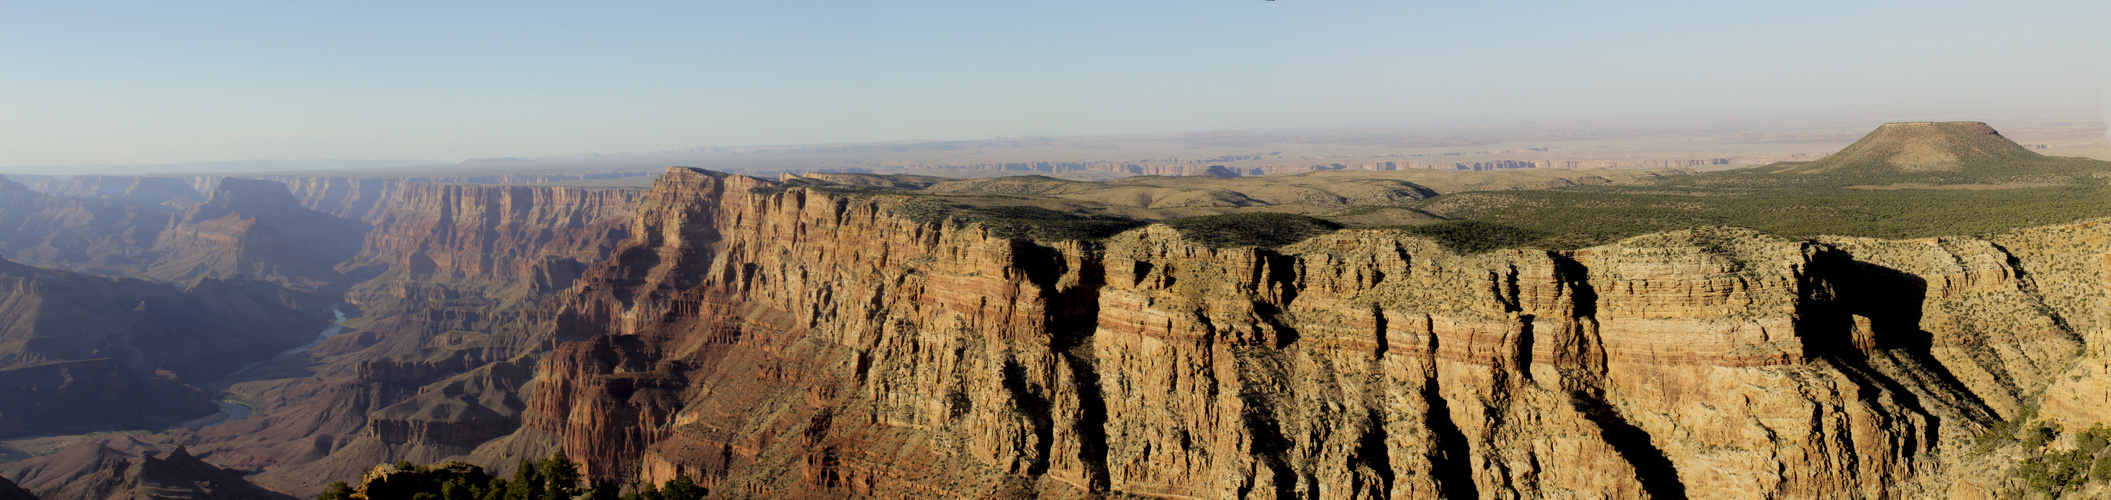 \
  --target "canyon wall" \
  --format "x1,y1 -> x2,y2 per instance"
506,168 -> 2108,498
339,182 -> 642,286
190,181 -> 648,494
249,172 -> 649,222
